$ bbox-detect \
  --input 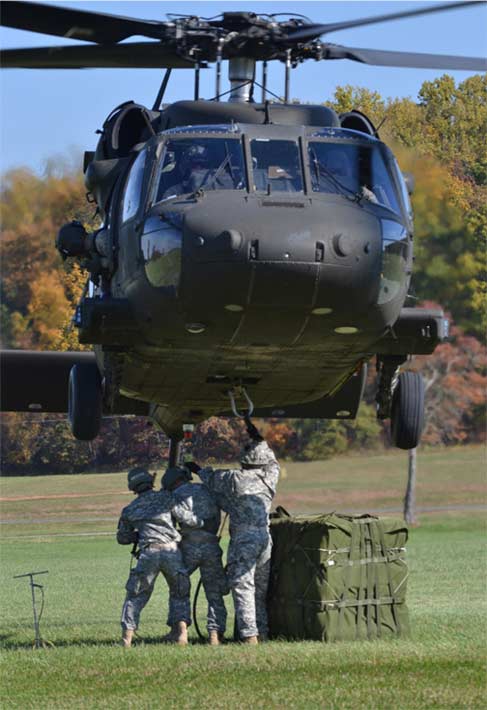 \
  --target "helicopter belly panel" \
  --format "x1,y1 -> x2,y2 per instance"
119,336 -> 377,437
